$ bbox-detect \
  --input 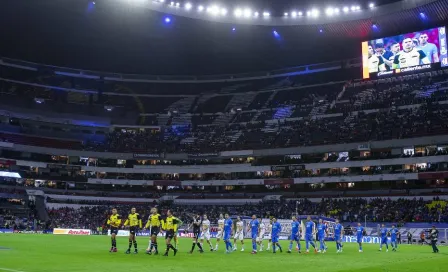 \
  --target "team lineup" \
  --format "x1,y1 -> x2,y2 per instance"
106,207 -> 401,256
